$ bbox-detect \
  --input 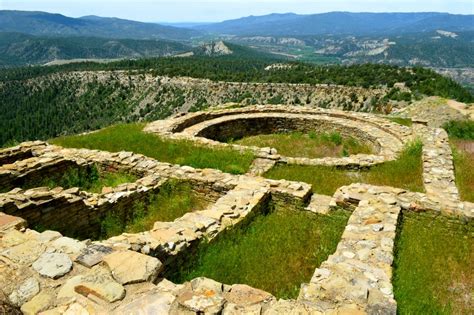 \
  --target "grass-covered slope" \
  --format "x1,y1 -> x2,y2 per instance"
51,123 -> 255,174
